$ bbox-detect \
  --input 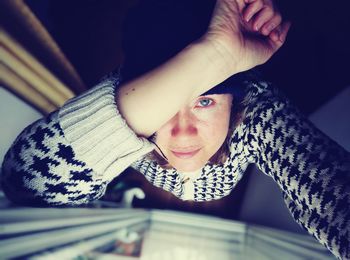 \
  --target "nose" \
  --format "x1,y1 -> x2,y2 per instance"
170,109 -> 198,137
